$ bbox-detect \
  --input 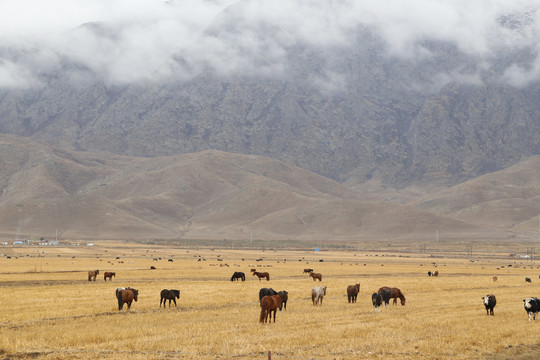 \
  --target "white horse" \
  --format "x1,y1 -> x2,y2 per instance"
311,286 -> 327,305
